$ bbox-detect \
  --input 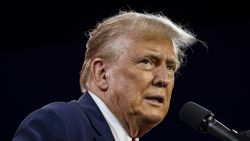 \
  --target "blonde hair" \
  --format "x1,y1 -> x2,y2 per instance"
80,11 -> 197,92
